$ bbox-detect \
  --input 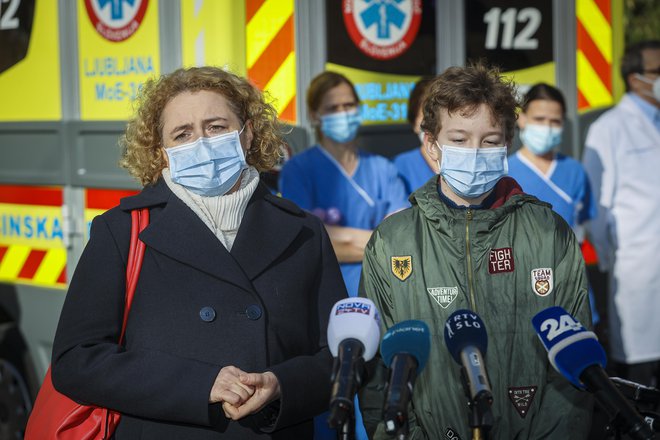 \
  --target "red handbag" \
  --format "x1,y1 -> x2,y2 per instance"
25,208 -> 149,440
